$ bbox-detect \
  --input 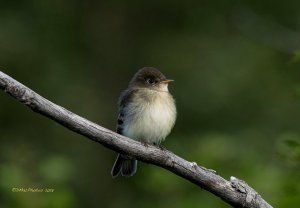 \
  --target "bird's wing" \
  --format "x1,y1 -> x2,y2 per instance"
116,89 -> 137,134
